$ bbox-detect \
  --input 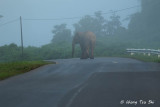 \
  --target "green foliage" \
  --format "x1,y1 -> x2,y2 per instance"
0,61 -> 53,80
51,24 -> 72,43
94,36 -> 128,57
0,43 -> 22,62
40,42 -> 72,59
